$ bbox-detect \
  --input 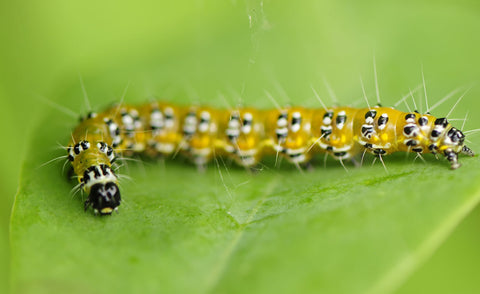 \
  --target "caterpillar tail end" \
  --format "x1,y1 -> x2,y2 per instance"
84,182 -> 121,216
461,145 -> 475,157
